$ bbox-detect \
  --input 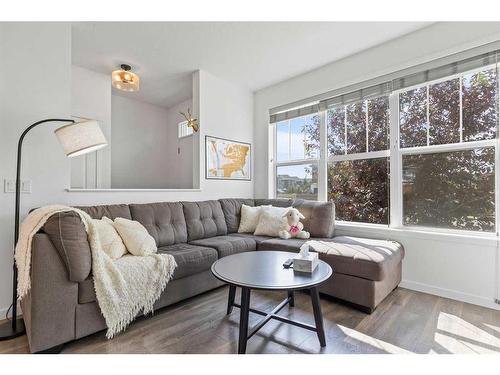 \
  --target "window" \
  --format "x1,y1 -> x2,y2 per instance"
277,164 -> 318,200
328,158 -> 389,224
326,96 -> 390,224
272,62 -> 499,234
402,148 -> 495,231
178,120 -> 193,138
398,67 -> 498,232
275,114 -> 319,200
